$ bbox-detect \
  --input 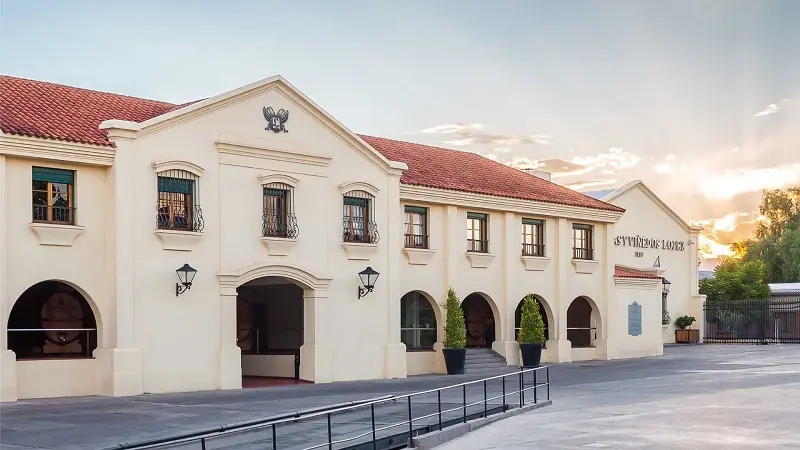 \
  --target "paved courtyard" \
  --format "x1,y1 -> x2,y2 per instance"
1,344 -> 798,449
